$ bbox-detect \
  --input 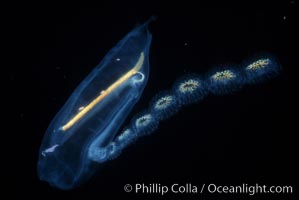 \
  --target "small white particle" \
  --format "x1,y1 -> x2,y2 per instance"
78,106 -> 84,111
116,58 -> 120,61
184,42 -> 188,46
283,16 -> 287,20
42,144 -> 59,157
